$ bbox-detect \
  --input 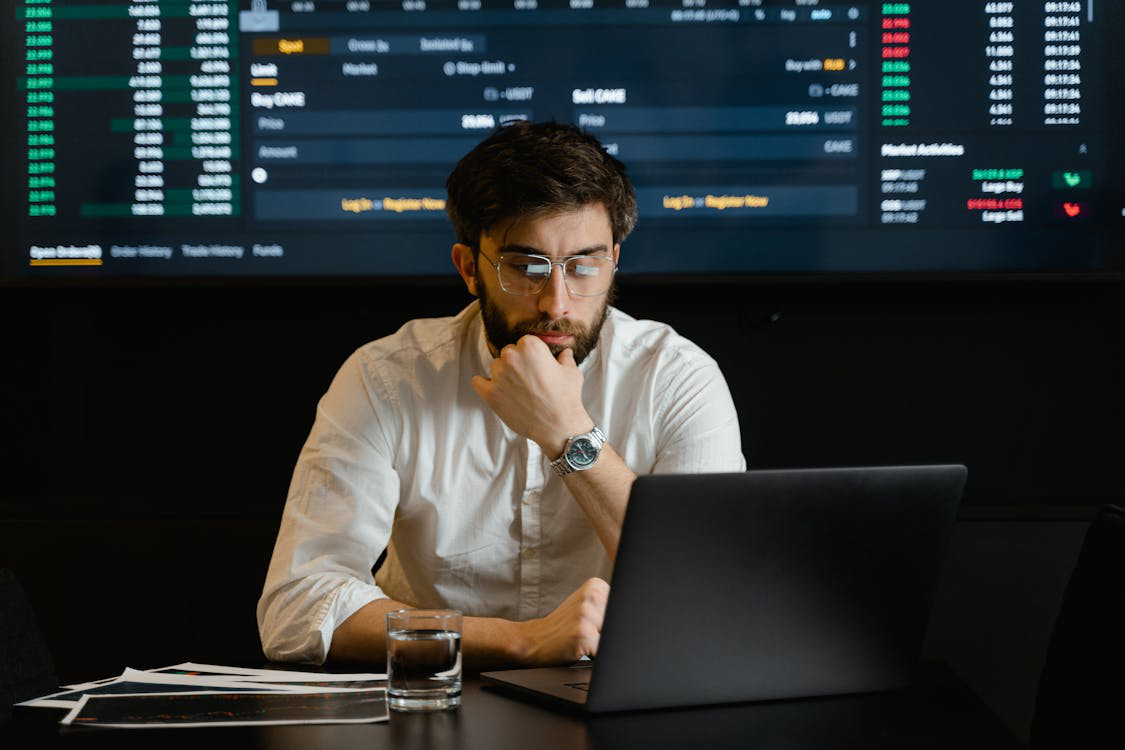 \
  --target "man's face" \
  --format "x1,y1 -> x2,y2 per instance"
470,204 -> 619,365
